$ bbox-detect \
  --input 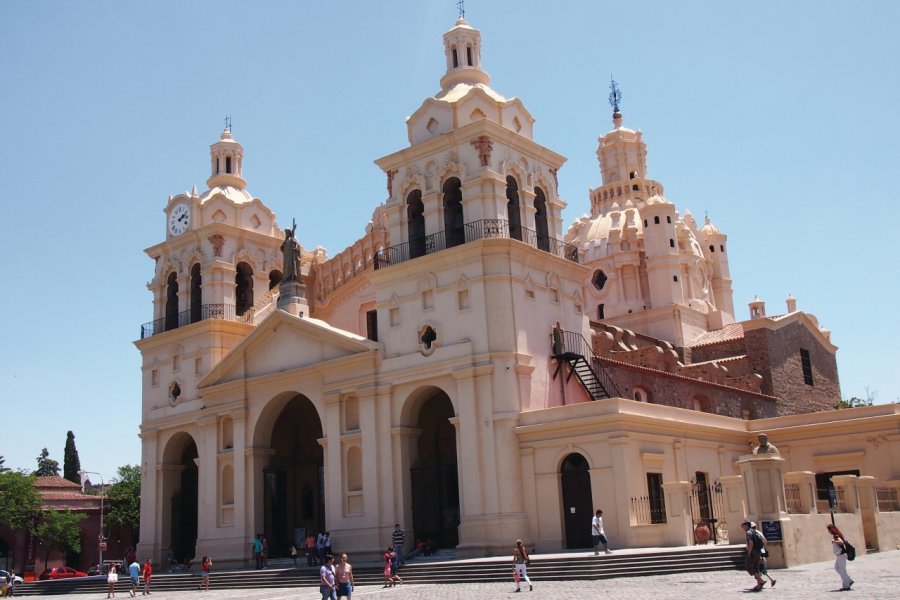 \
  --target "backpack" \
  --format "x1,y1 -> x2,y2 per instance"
844,541 -> 856,561
749,529 -> 764,556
